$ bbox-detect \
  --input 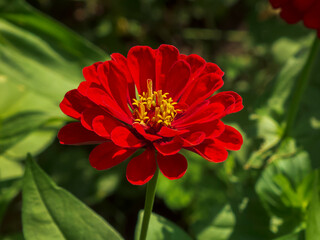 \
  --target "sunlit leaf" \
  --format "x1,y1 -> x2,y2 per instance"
22,154 -> 123,240
0,0 -> 106,161
192,204 -> 235,240
135,211 -> 192,240
256,149 -> 313,234
306,171 -> 320,240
